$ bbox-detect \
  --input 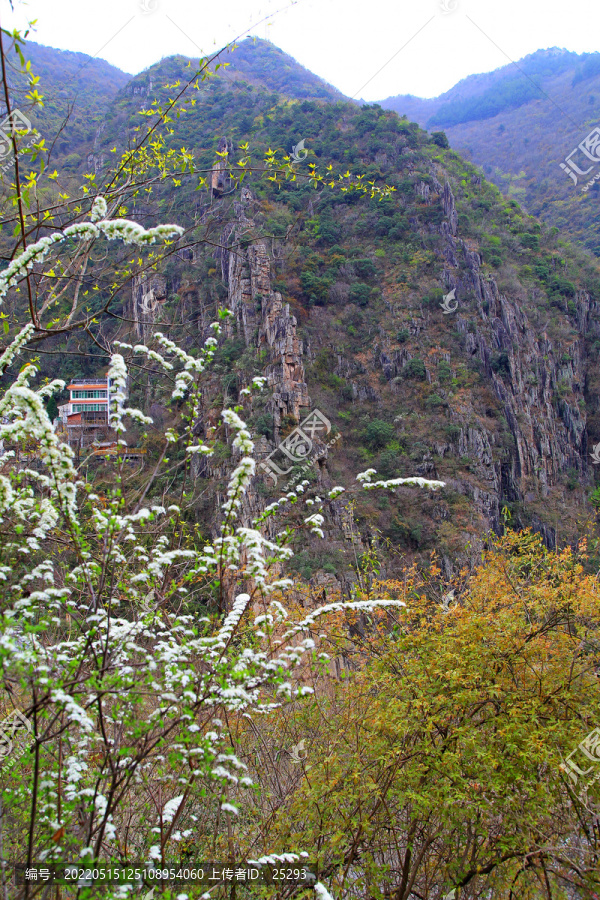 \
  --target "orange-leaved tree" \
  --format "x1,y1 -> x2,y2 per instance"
257,530 -> 600,900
